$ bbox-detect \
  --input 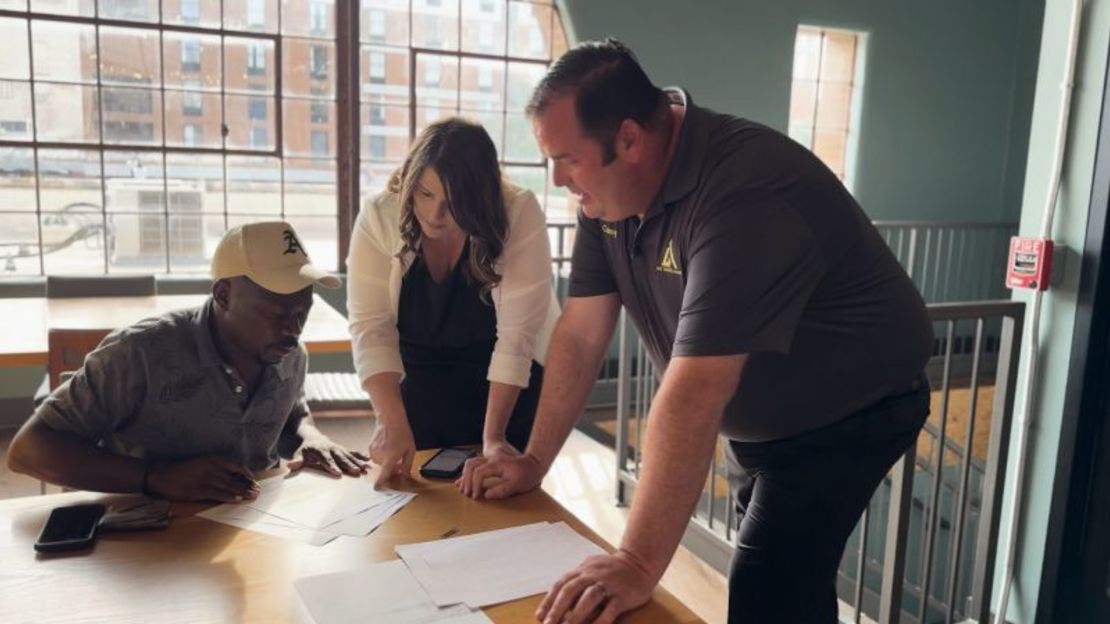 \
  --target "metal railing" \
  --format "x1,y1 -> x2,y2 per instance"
873,221 -> 1017,303
611,300 -> 1024,624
